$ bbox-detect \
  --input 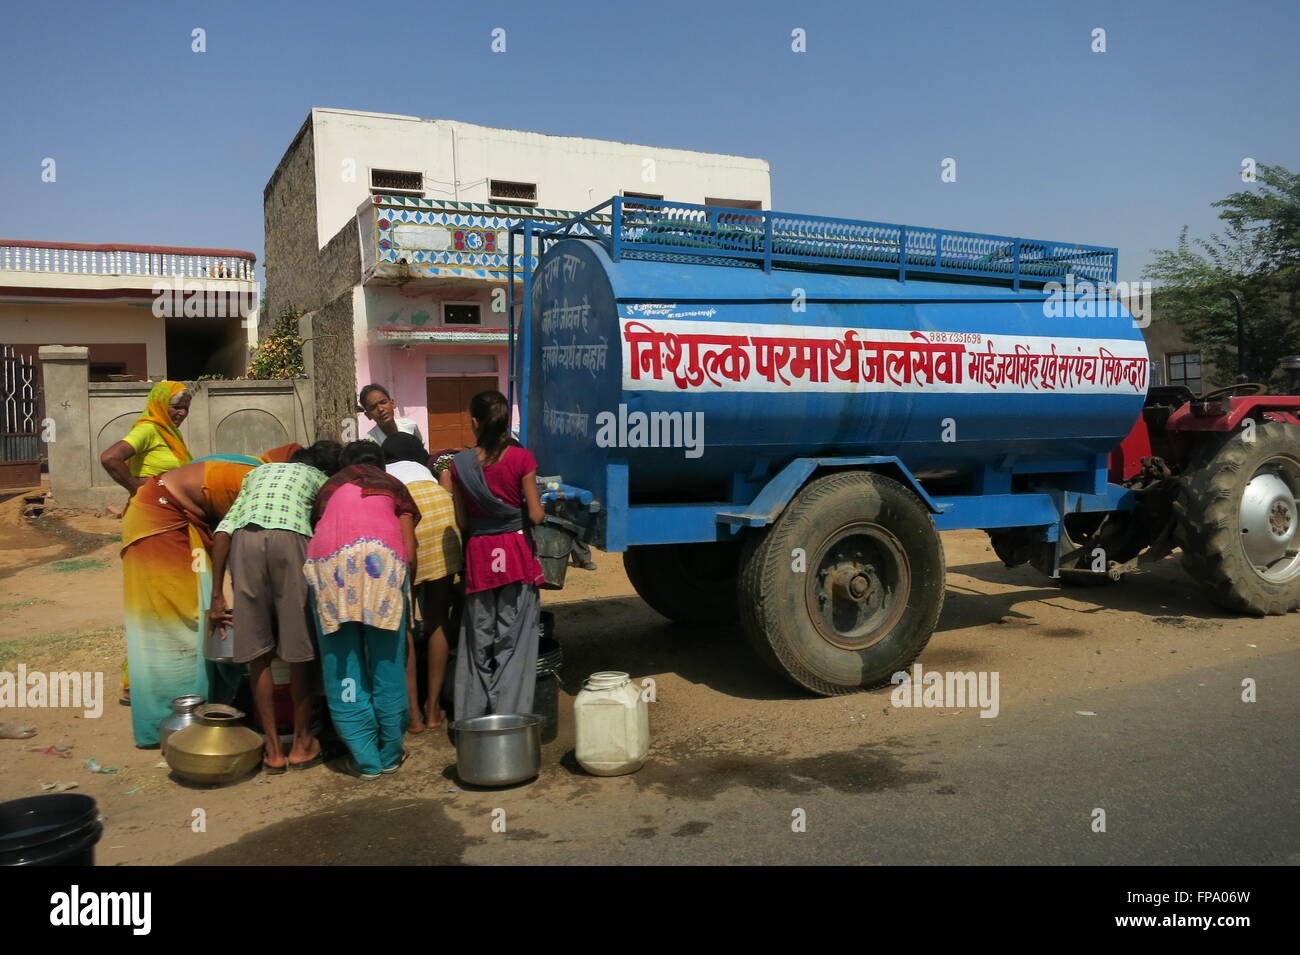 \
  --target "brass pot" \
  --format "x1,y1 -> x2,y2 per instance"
164,704 -> 263,785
